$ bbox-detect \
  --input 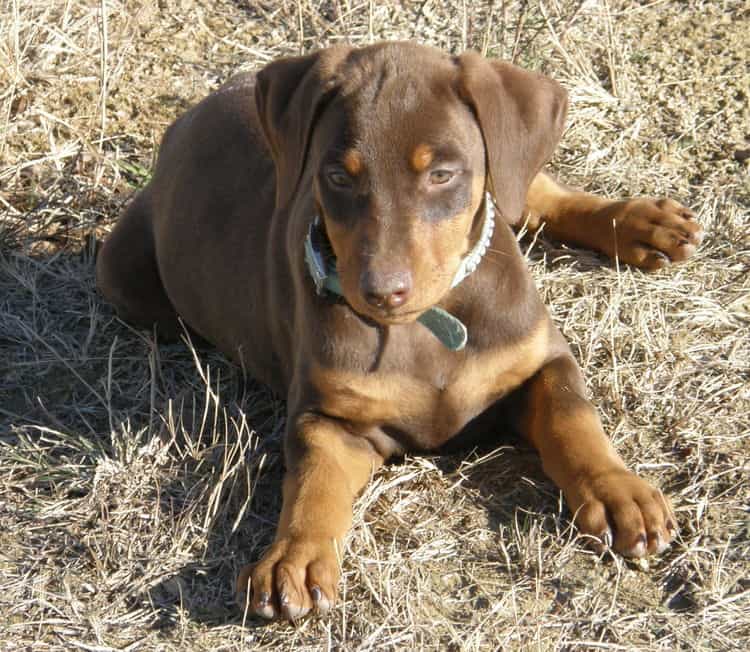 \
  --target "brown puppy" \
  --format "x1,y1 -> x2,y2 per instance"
96,42 -> 702,621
